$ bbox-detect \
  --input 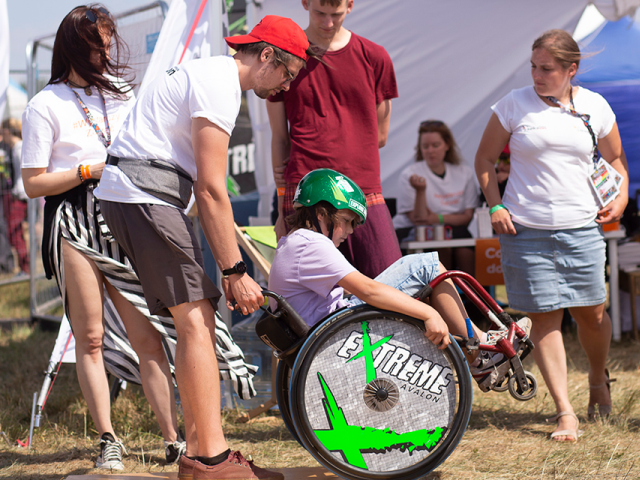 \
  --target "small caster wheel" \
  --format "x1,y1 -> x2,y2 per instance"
508,371 -> 538,401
